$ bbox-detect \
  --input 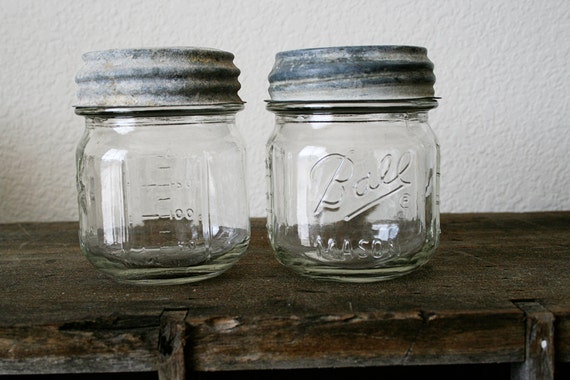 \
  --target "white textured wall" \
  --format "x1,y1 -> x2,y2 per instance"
1,0 -> 568,223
